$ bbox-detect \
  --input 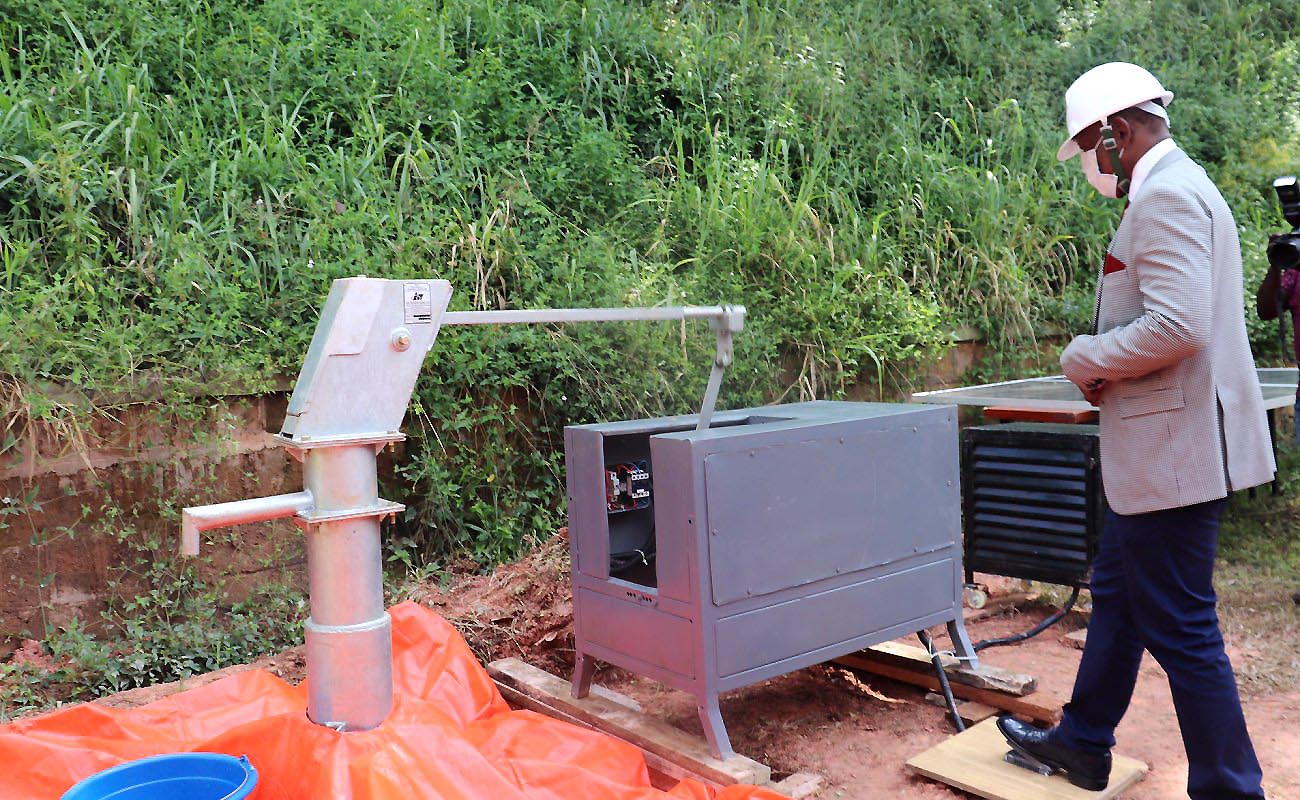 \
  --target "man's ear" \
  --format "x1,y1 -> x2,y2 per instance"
1109,116 -> 1134,148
